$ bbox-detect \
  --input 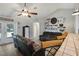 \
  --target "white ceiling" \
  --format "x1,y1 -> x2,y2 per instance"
0,3 -> 79,19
